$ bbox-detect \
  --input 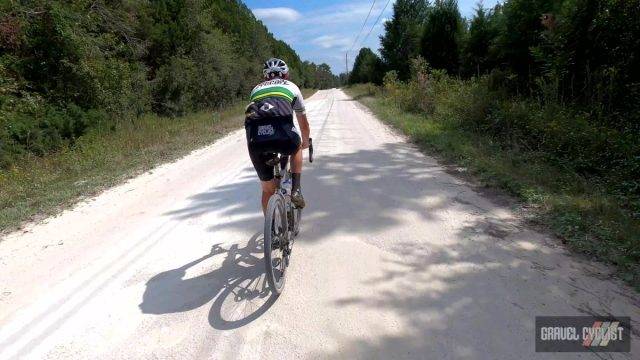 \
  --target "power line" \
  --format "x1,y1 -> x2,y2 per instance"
358,0 -> 392,48
348,0 -> 377,53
